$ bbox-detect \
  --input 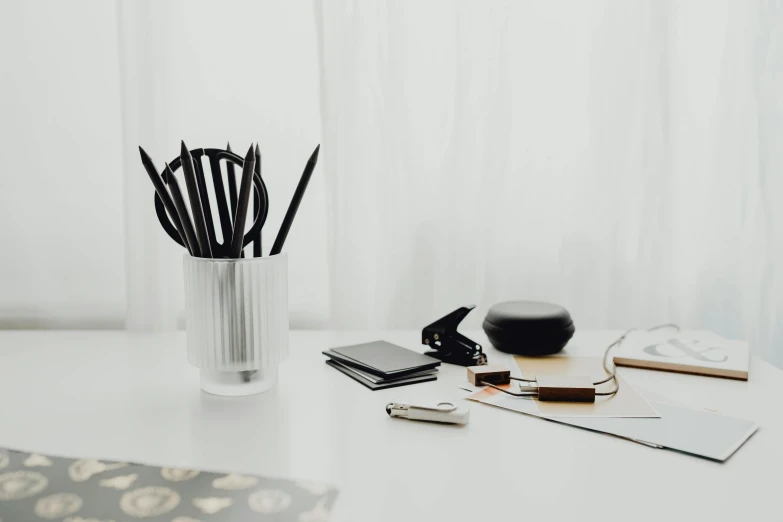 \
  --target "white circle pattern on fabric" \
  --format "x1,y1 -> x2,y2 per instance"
99,473 -> 138,490
0,452 -> 314,520
192,496 -> 233,514
24,454 -> 53,467
34,493 -> 83,519
247,489 -> 292,514
0,470 -> 48,500
211,473 -> 258,490
120,486 -> 180,518
68,460 -> 127,482
160,468 -> 200,482
63,518 -> 117,522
